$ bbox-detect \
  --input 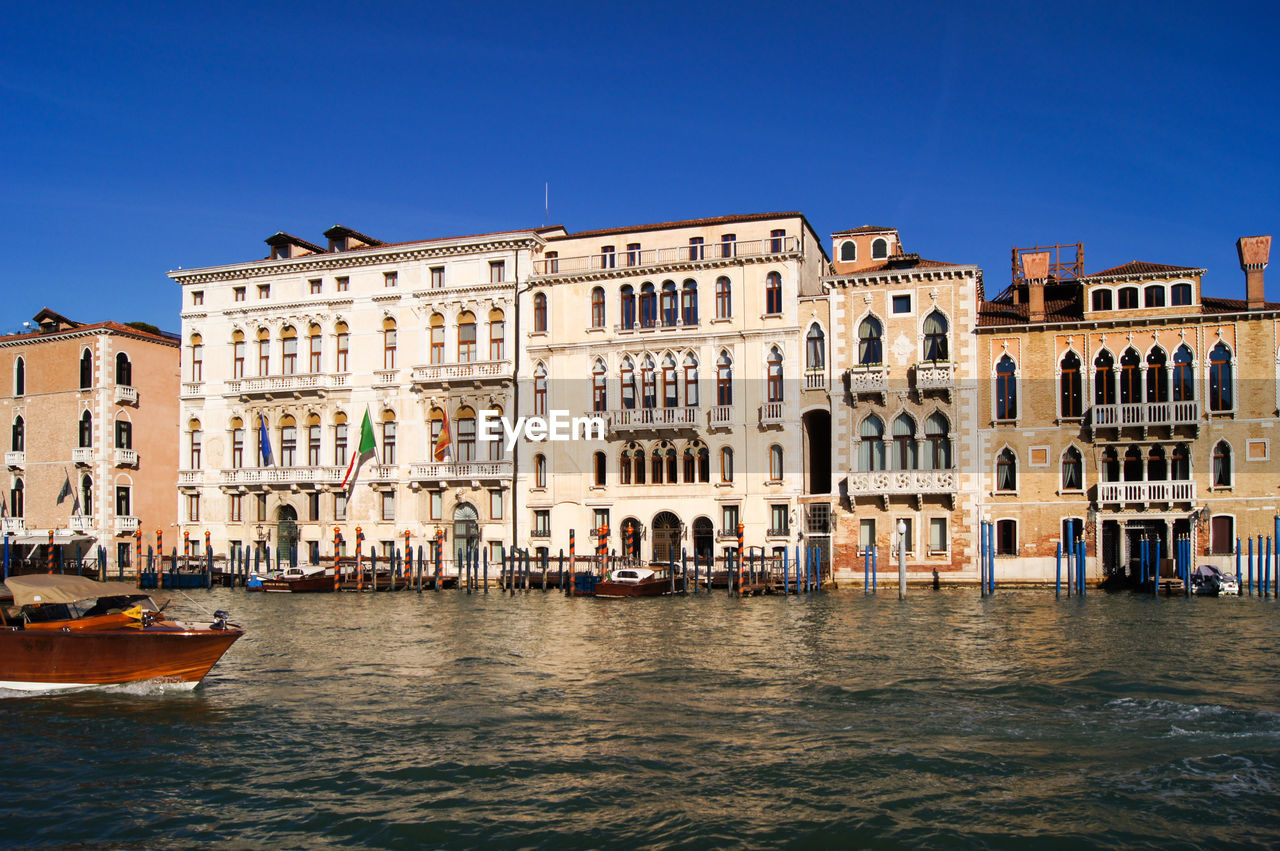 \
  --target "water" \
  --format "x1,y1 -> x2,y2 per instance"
4,588 -> 1280,848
